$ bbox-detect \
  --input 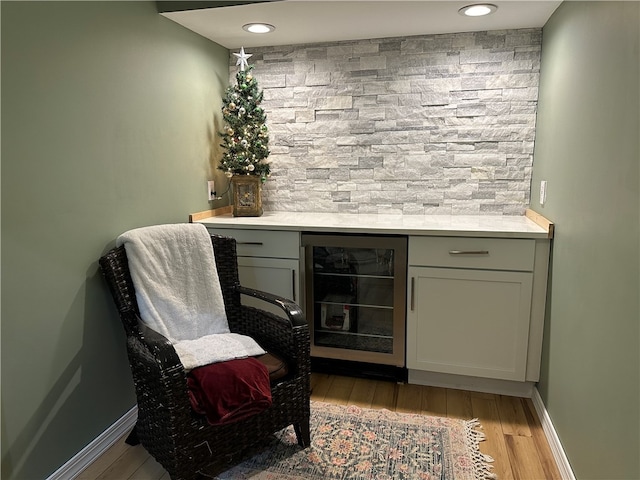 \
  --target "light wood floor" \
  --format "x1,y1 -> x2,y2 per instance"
78,373 -> 561,480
